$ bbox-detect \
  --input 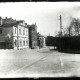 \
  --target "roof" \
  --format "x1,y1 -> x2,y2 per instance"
0,23 -> 18,27
16,20 -> 24,23
0,18 -> 18,27
0,17 -> 29,29
0,18 -> 28,28
3,18 -> 16,24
